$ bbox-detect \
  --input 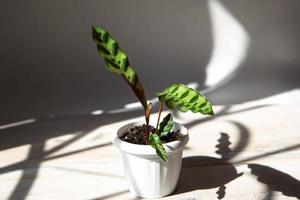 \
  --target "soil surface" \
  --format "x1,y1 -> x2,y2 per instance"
119,124 -> 183,145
